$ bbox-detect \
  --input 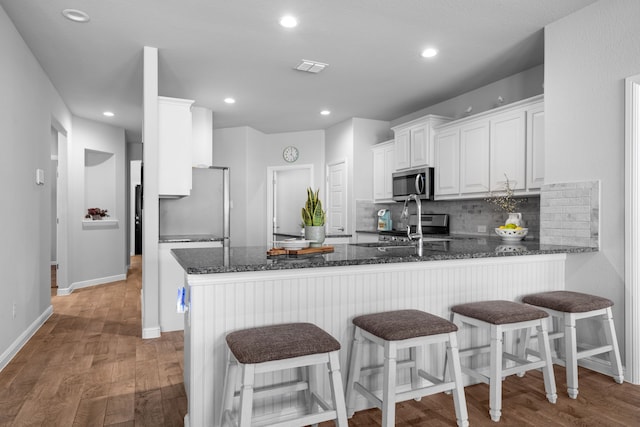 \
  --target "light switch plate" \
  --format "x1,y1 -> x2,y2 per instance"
36,168 -> 45,185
